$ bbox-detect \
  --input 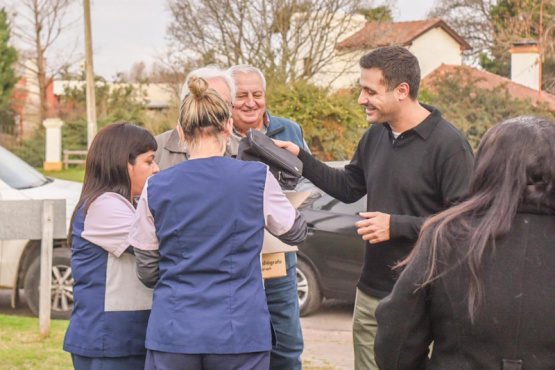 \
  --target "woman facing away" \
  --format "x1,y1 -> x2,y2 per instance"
375,116 -> 555,370
63,123 -> 160,369
128,76 -> 307,370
